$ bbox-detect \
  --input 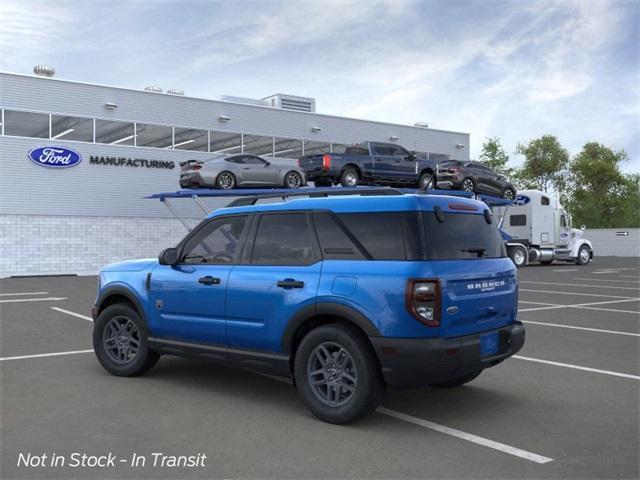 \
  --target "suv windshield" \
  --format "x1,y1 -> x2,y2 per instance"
423,212 -> 505,260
